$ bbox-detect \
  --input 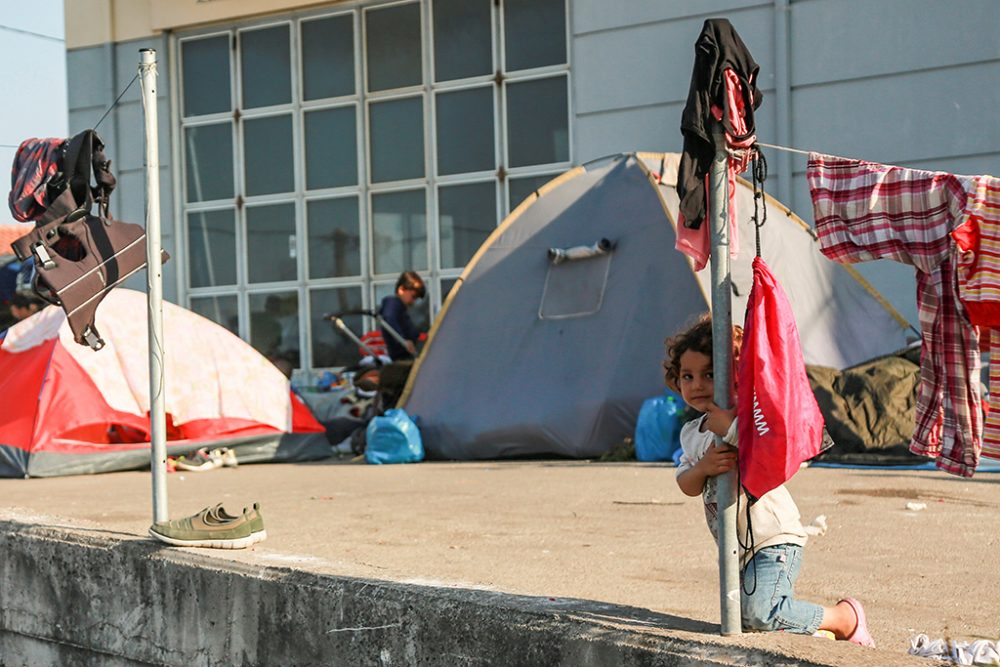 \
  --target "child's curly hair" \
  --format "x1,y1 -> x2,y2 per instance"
663,313 -> 743,391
